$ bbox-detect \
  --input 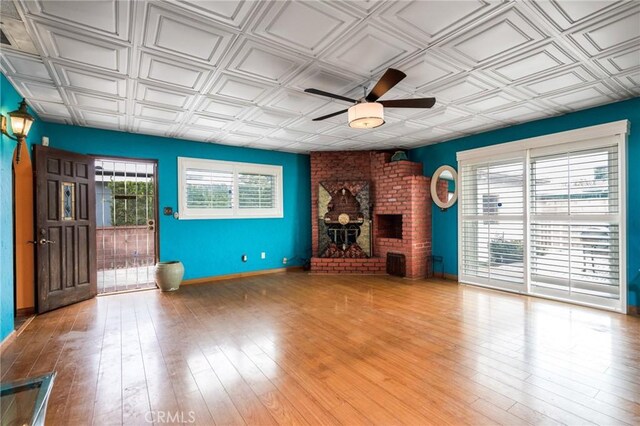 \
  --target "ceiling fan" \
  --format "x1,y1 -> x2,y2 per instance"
304,68 -> 436,129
